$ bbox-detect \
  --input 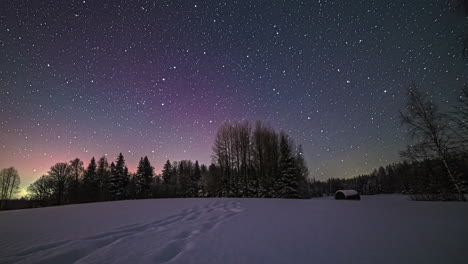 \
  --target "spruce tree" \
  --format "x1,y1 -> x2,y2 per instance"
112,153 -> 128,200
109,162 -> 118,200
108,154 -> 128,201
171,162 -> 179,197
178,161 -> 191,197
135,156 -> 154,198
161,160 -> 173,197
190,160 -> 201,197
83,157 -> 98,202
123,166 -> 129,199
96,156 -> 110,201
142,156 -> 154,197
277,133 -> 300,198
162,160 -> 172,185
135,158 -> 145,198
115,153 -> 125,178
129,172 -> 138,199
